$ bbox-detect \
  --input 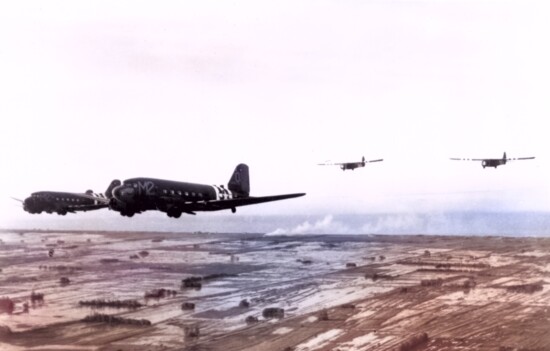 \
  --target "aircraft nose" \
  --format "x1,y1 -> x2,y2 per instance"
112,185 -> 135,200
